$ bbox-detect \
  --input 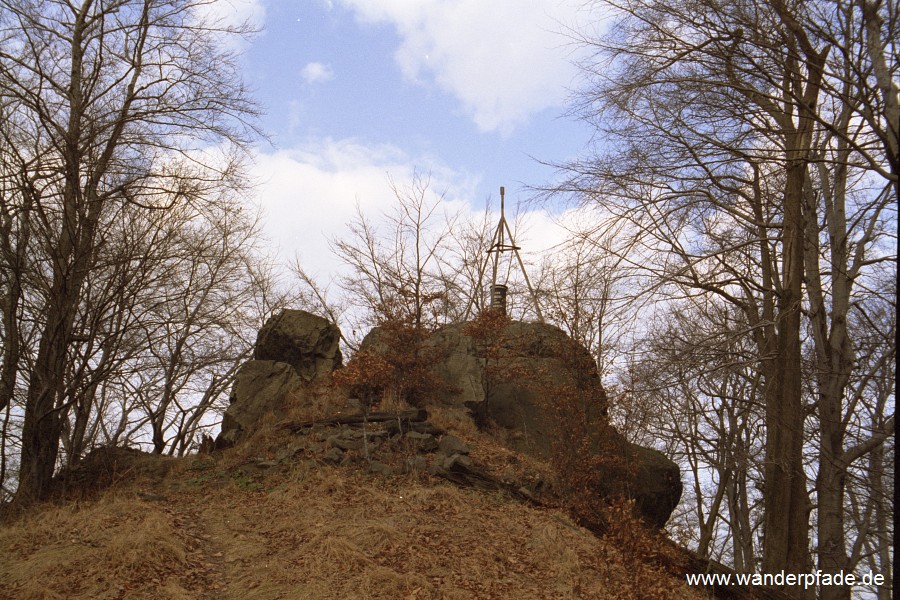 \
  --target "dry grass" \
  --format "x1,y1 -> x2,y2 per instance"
1,459 -> 705,599
0,492 -> 192,599
0,391 -> 706,600
425,404 -> 479,438
282,381 -> 350,424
